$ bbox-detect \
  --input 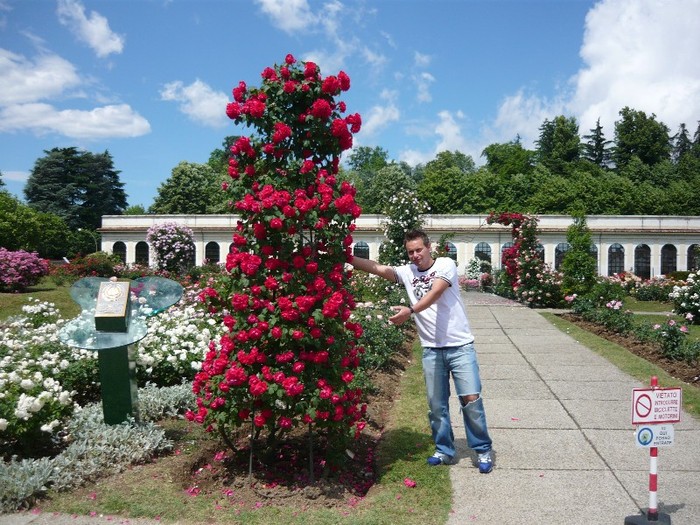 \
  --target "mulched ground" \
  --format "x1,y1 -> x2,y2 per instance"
559,313 -> 700,385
